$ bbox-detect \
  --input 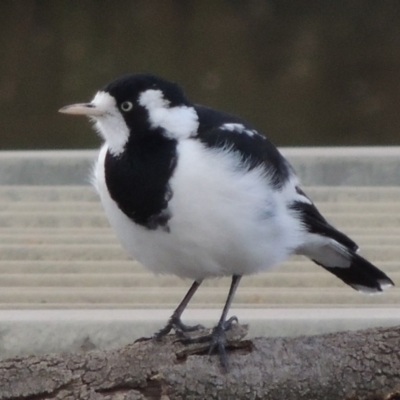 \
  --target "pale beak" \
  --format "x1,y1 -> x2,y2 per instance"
58,103 -> 105,116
